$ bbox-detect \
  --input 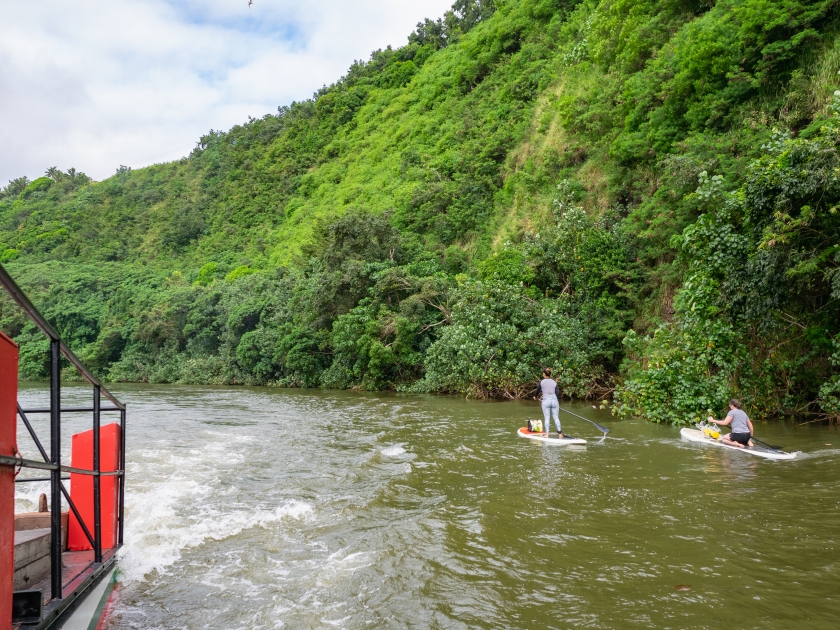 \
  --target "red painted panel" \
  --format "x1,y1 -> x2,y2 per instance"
67,423 -> 121,551
0,332 -> 19,627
